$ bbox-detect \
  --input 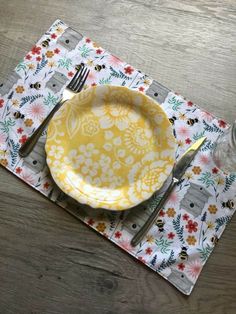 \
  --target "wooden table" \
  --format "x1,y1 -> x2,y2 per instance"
0,1 -> 236,313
